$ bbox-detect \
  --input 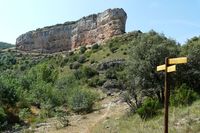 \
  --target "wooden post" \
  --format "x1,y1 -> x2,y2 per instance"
156,57 -> 187,133
164,57 -> 169,133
